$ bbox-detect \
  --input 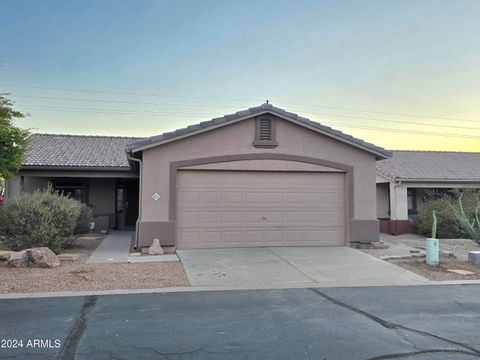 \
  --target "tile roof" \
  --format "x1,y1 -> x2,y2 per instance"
376,150 -> 480,181
127,103 -> 391,158
23,134 -> 144,168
